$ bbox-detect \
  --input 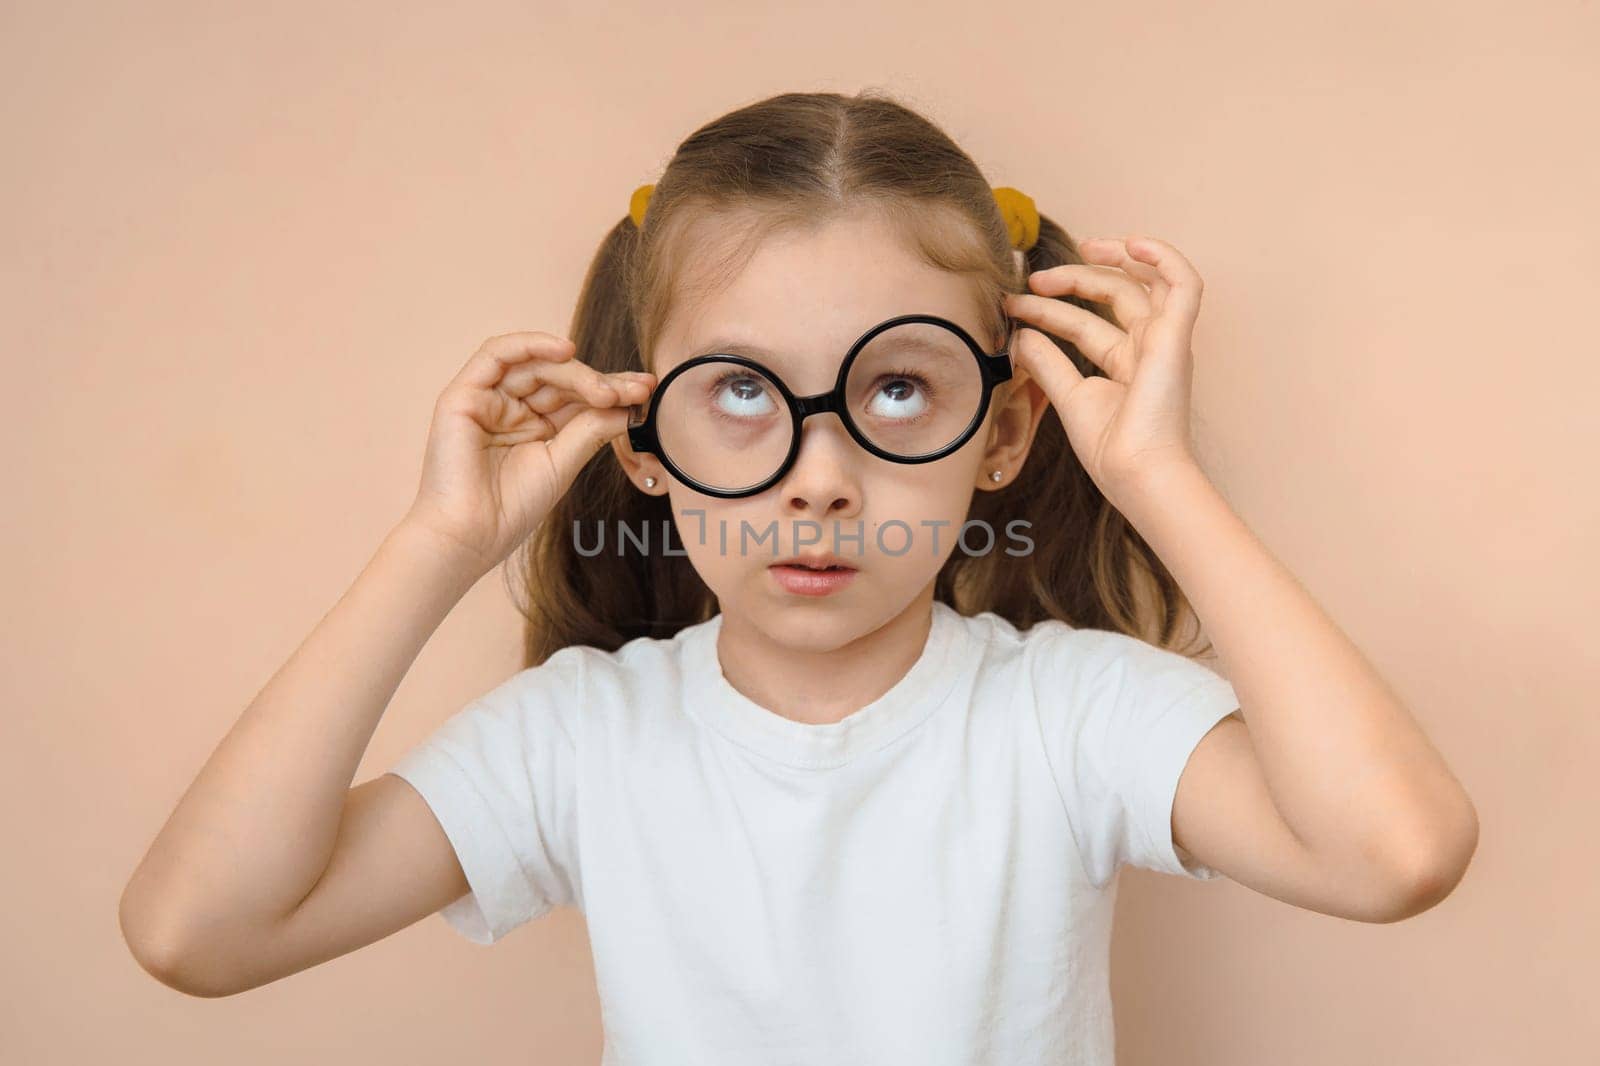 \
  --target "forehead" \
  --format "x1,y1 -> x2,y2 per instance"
651,209 -> 993,385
